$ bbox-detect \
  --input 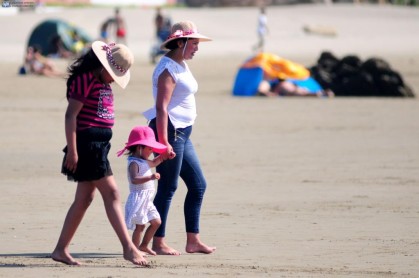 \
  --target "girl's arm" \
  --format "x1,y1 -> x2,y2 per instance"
147,155 -> 164,168
156,69 -> 176,160
64,98 -> 83,173
129,162 -> 159,184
